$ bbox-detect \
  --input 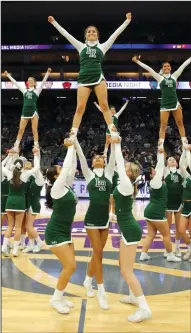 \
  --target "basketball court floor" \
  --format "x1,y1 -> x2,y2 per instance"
2,199 -> 191,333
